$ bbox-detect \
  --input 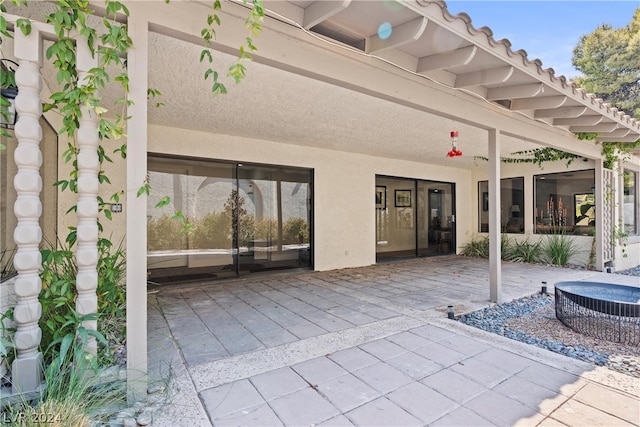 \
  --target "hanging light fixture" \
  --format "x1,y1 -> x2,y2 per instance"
446,130 -> 462,157
1,58 -> 19,130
